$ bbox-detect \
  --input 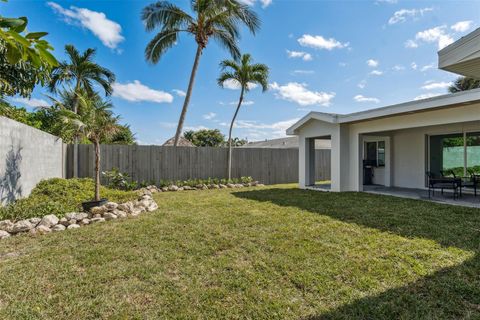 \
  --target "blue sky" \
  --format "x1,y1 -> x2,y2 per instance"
4,0 -> 480,144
